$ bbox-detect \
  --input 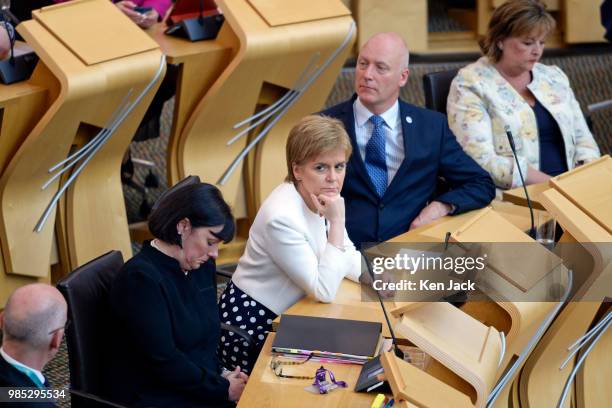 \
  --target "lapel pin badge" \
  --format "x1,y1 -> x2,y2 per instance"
405,116 -> 412,124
